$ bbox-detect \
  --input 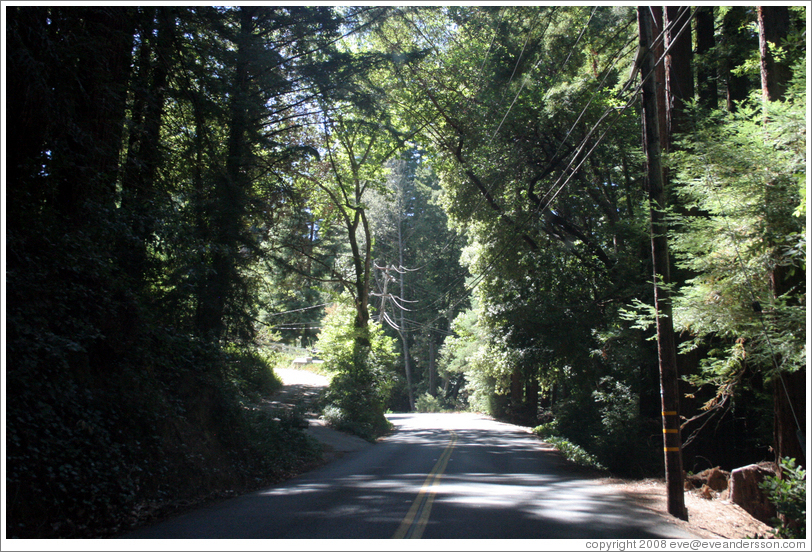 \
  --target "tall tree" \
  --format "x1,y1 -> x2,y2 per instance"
756,4 -> 806,470
757,6 -> 792,102
120,7 -> 174,287
664,6 -> 695,141
694,6 -> 718,110
720,7 -> 758,112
